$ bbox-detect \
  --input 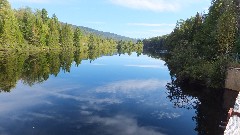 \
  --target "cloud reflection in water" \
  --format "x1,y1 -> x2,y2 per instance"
0,79 -> 179,135
88,115 -> 167,135
96,79 -> 167,94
